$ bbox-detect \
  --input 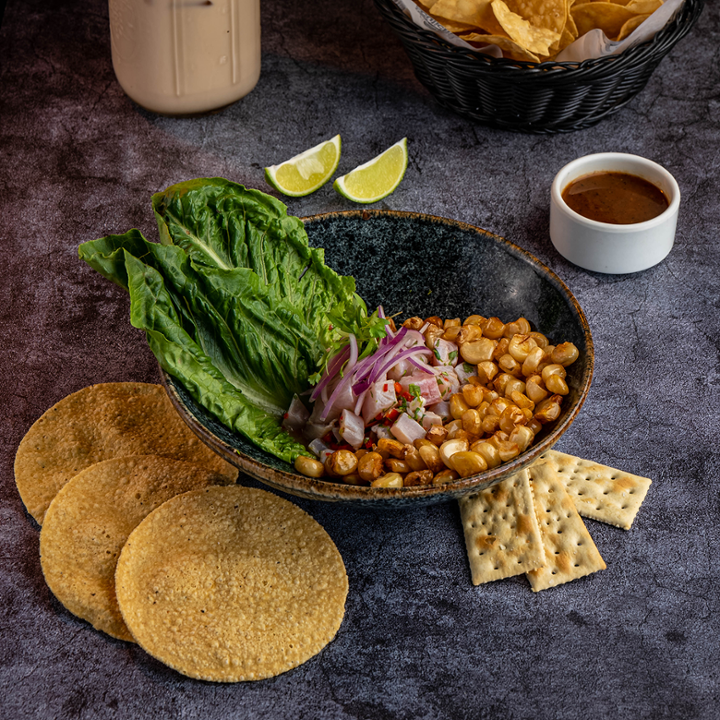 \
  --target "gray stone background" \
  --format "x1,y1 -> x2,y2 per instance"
1,1 -> 719,718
